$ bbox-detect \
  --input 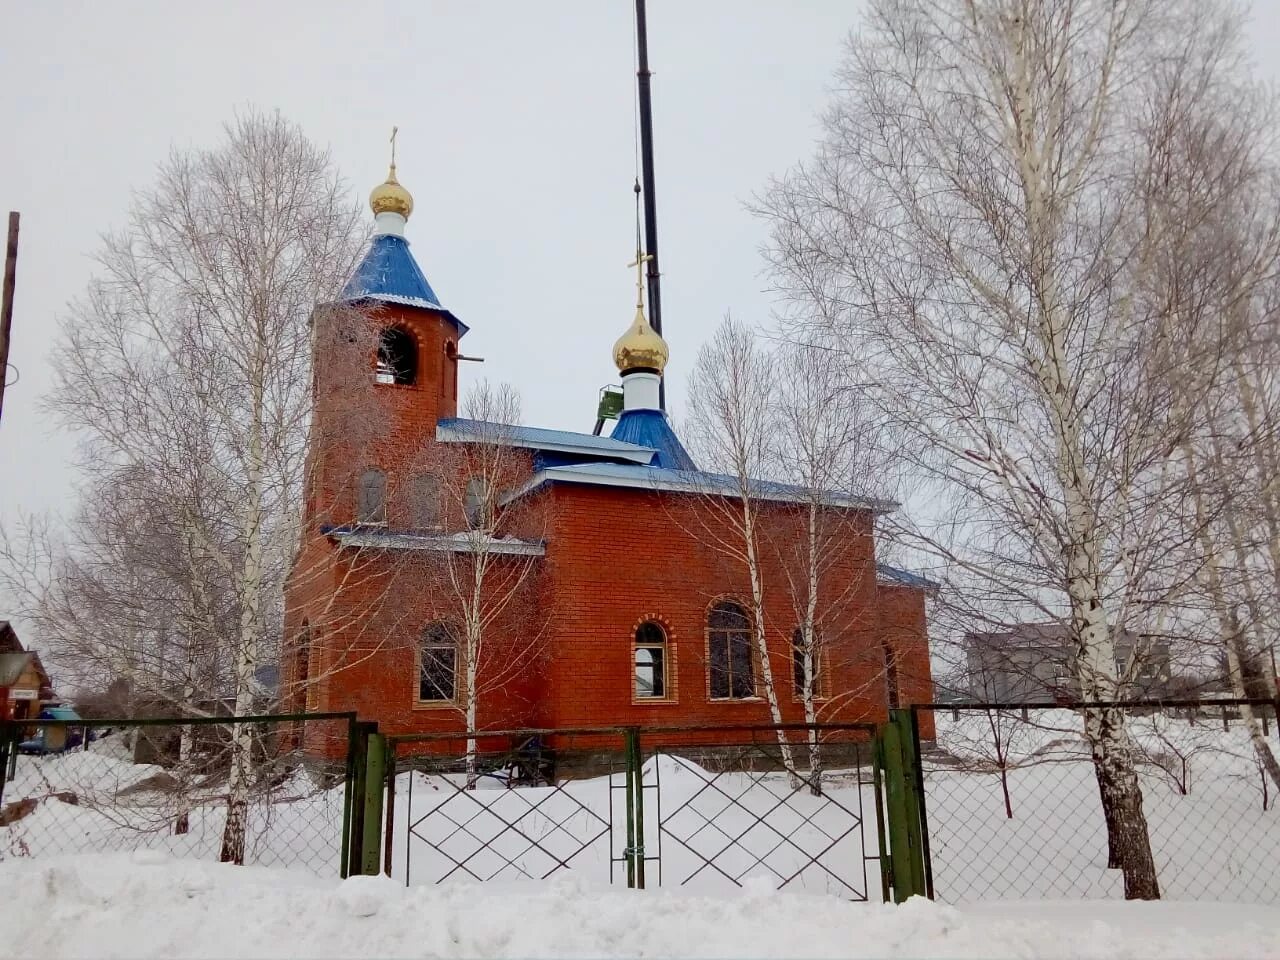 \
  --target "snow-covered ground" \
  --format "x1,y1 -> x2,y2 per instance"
926,711 -> 1280,903
2,852 -> 1278,960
